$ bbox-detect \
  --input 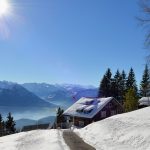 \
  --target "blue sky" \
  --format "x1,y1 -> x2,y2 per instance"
0,0 -> 148,87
